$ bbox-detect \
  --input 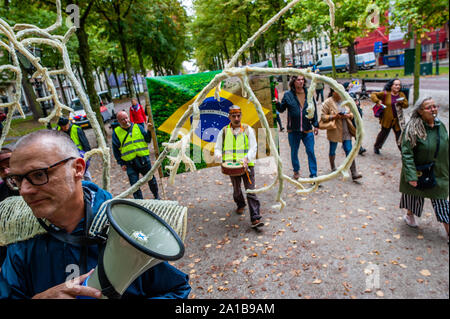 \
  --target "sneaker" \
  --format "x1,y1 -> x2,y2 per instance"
374,147 -> 381,155
235,207 -> 245,215
293,172 -> 300,180
251,219 -> 264,228
403,214 -> 418,228
358,147 -> 367,155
